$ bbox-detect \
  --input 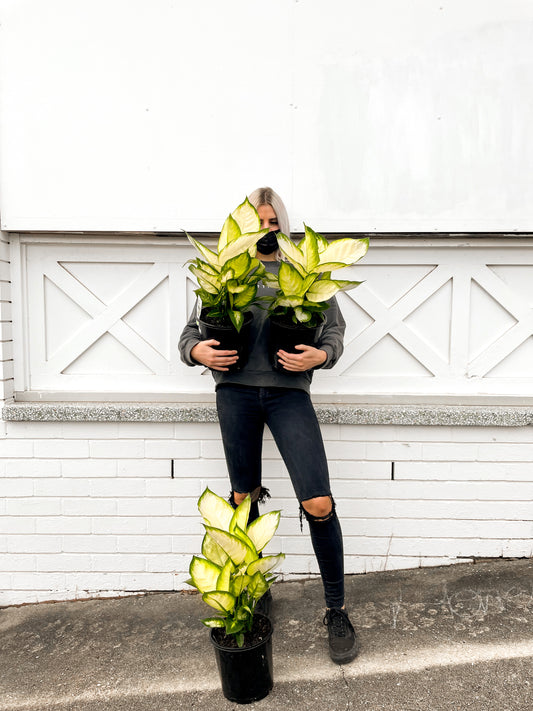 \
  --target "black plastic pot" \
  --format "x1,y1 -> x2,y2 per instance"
268,313 -> 325,372
198,309 -> 253,373
210,614 -> 273,704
